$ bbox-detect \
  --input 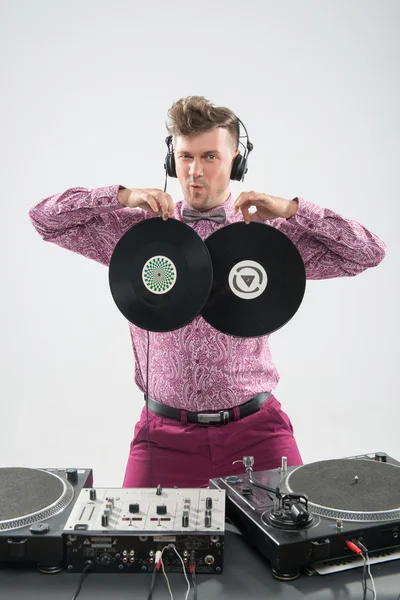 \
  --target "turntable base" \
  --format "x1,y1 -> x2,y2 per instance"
210,452 -> 400,579
0,467 -> 93,570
